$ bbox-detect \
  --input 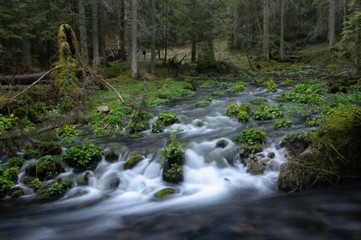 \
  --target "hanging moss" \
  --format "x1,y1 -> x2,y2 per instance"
53,24 -> 86,112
